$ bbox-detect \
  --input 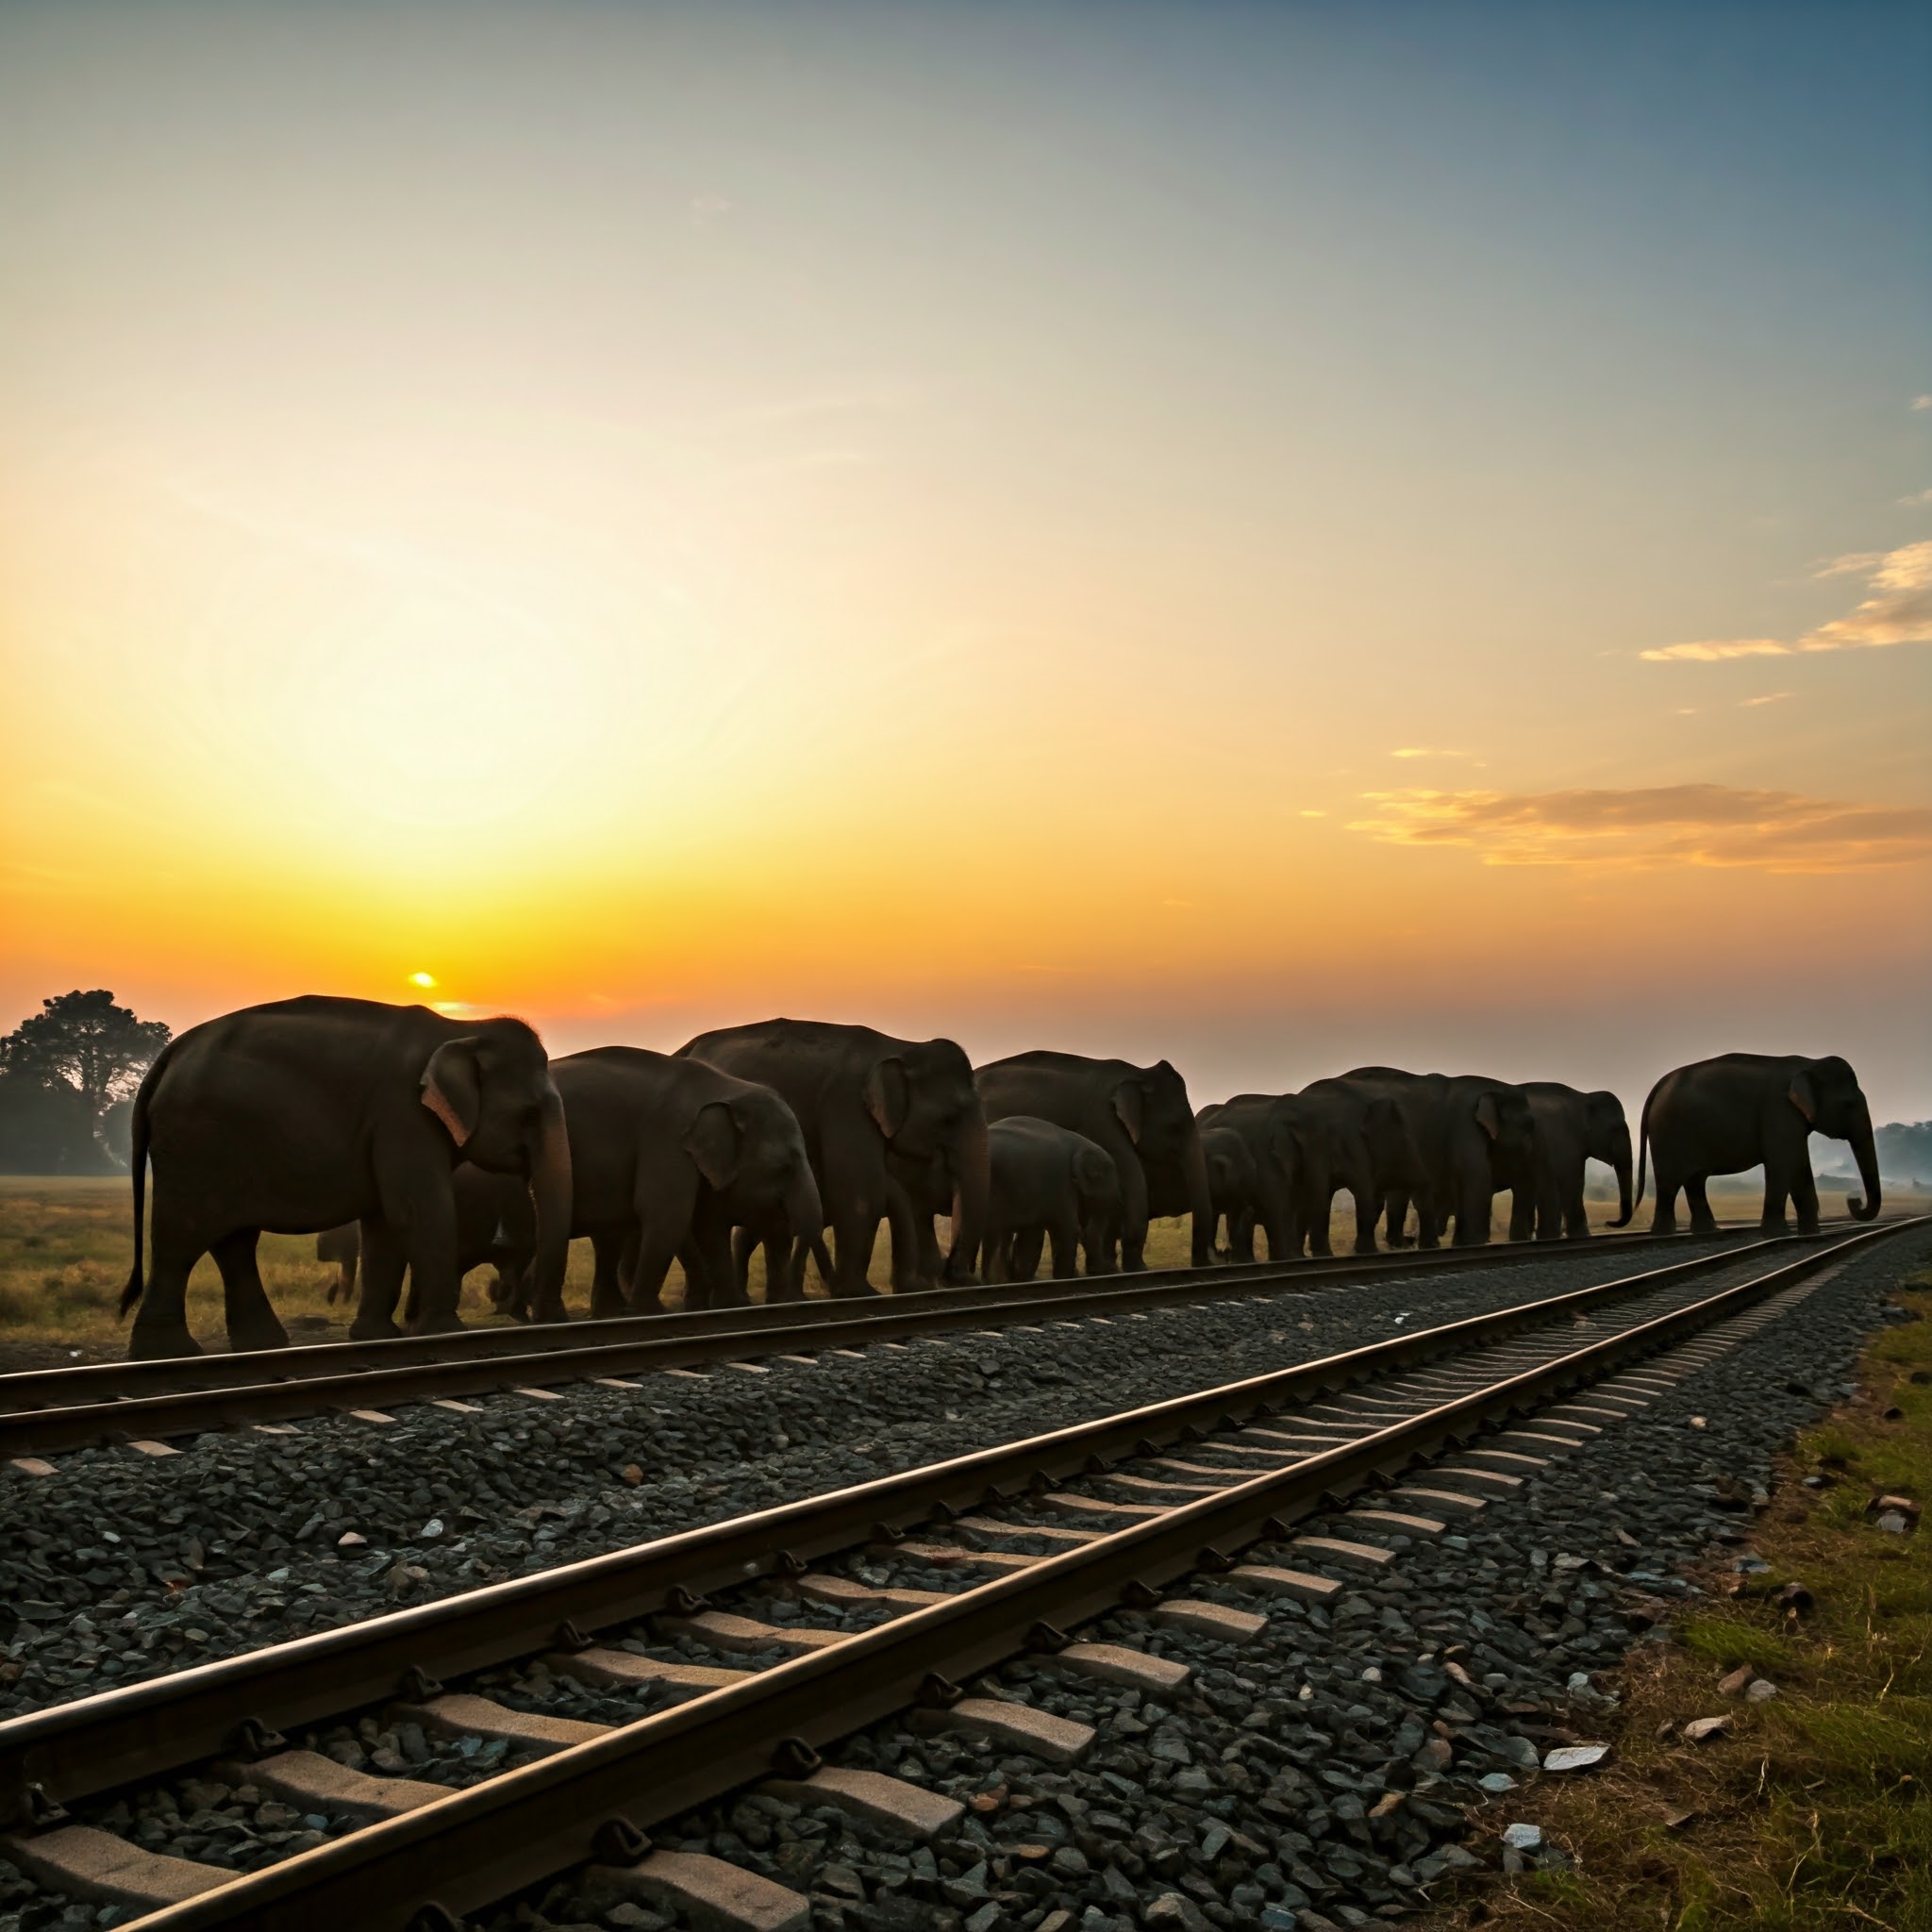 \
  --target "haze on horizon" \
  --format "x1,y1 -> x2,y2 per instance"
2,0 -> 1928,1121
